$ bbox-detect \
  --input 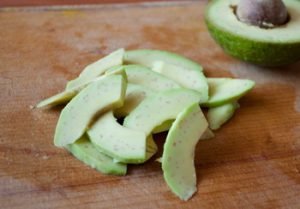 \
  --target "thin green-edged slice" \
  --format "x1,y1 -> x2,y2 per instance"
162,103 -> 208,201
65,135 -> 127,175
152,61 -> 208,103
123,88 -> 201,136
114,84 -> 155,118
152,119 -> 174,134
54,74 -> 126,147
124,49 -> 203,73
207,101 -> 240,130
107,64 -> 181,91
87,111 -> 147,164
36,66 -> 126,108
66,48 -> 124,89
203,78 -> 255,107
